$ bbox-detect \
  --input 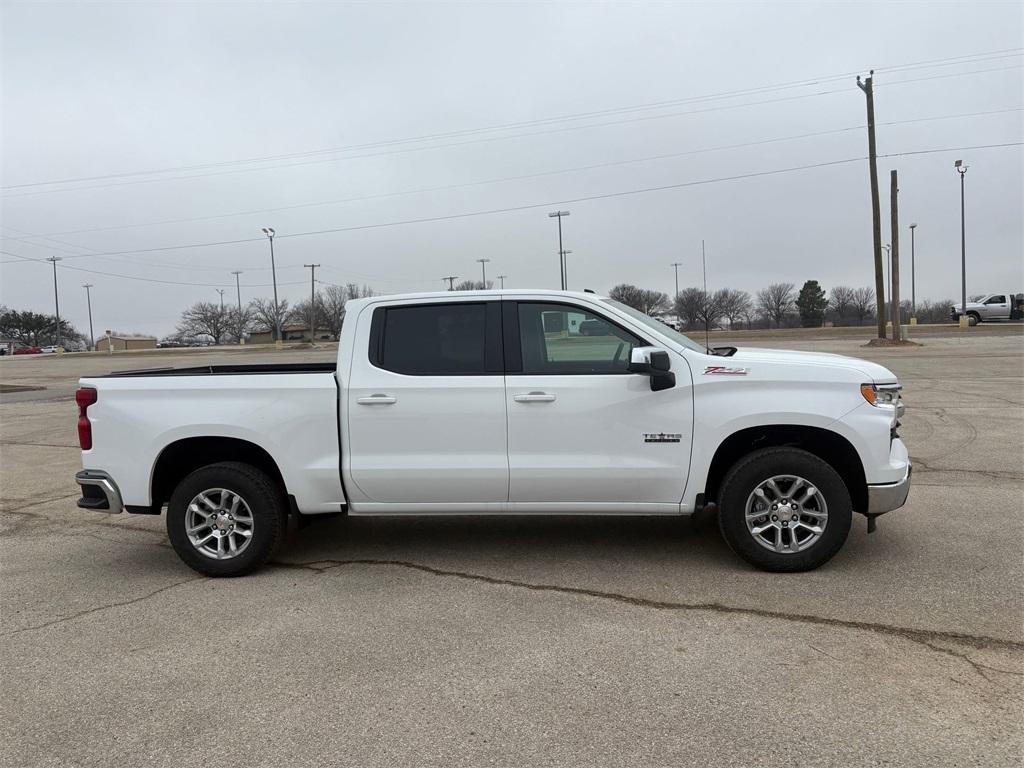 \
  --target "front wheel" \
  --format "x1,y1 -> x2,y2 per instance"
166,462 -> 287,577
717,447 -> 852,572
